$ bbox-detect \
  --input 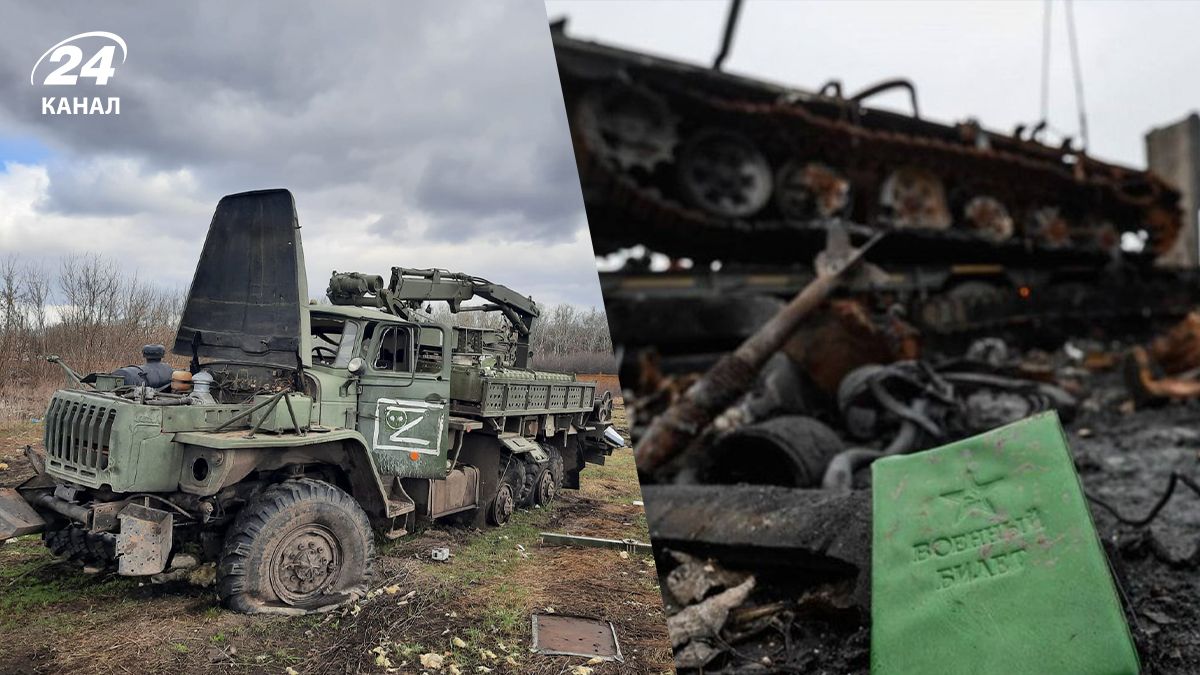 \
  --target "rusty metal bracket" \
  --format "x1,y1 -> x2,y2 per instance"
116,503 -> 173,576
